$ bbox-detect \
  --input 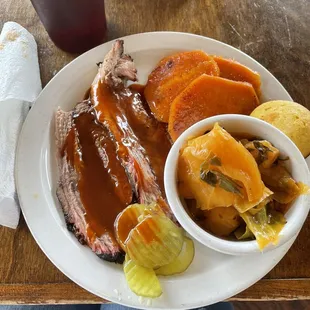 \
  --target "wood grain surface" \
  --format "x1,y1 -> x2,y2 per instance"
233,300 -> 310,310
0,0 -> 310,304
